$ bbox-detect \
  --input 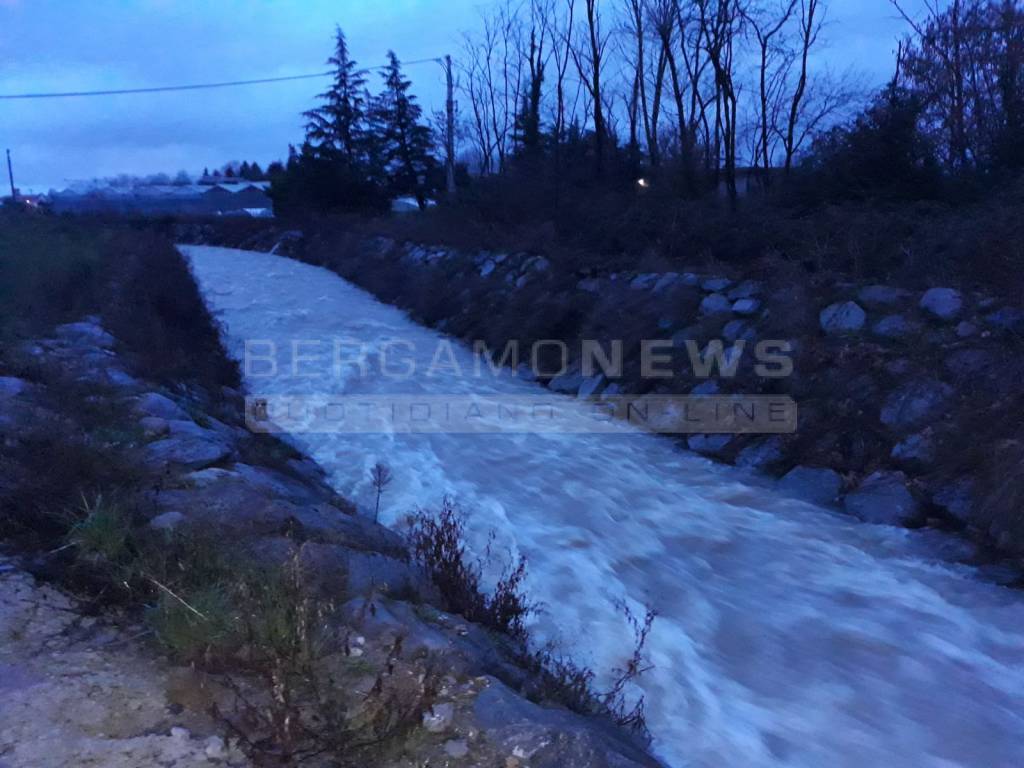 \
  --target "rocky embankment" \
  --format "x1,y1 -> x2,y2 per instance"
0,317 -> 660,768
180,222 -> 1024,566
